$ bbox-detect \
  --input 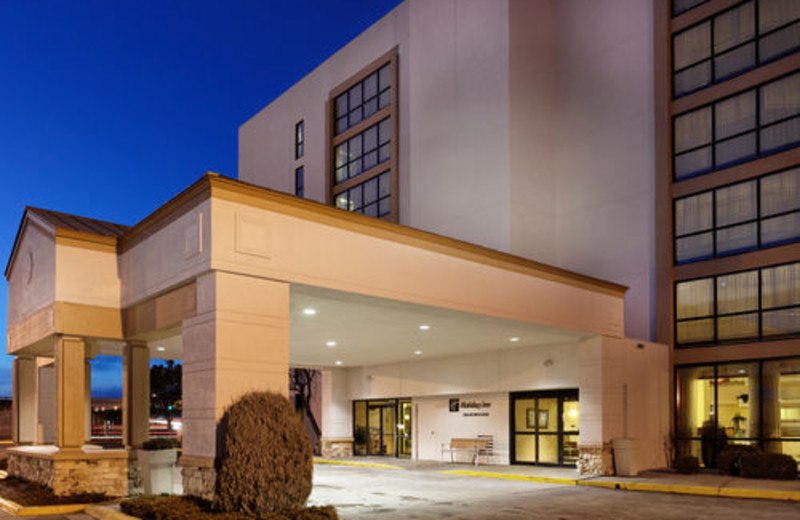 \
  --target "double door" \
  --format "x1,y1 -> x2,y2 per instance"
353,398 -> 412,457
511,390 -> 579,466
